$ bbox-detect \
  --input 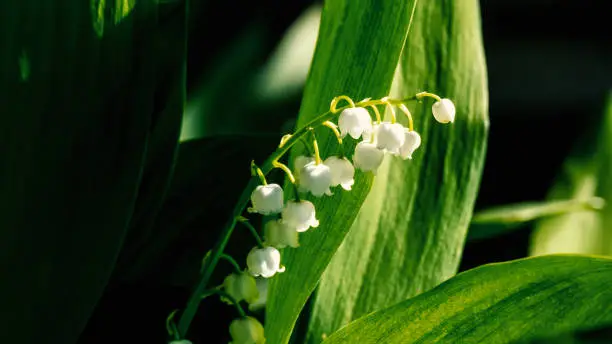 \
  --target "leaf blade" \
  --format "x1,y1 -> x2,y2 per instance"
323,255 -> 612,344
